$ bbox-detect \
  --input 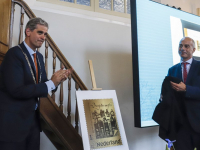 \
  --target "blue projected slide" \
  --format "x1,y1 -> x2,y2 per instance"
132,0 -> 200,127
